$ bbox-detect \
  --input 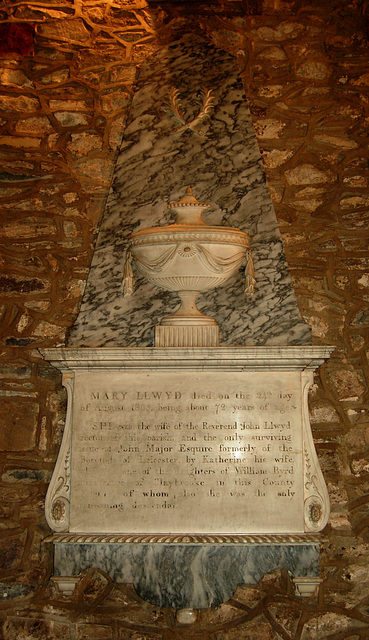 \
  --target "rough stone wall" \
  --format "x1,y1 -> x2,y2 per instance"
0,0 -> 369,638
